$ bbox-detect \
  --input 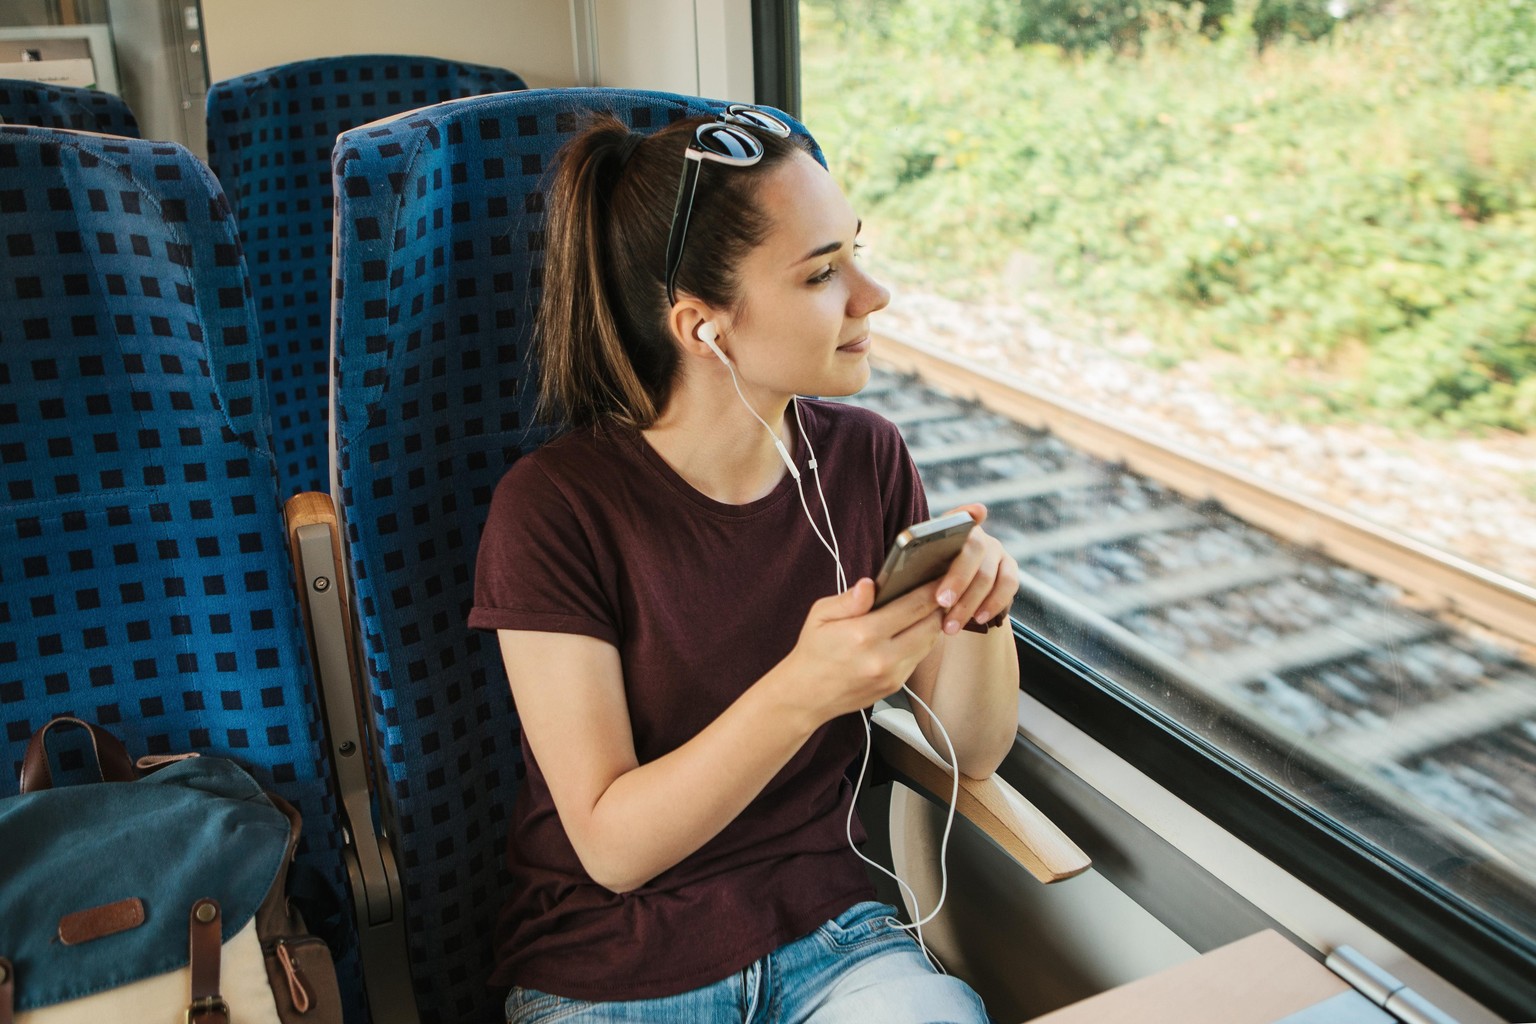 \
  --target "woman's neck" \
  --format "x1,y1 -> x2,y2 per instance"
642,384 -> 797,507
